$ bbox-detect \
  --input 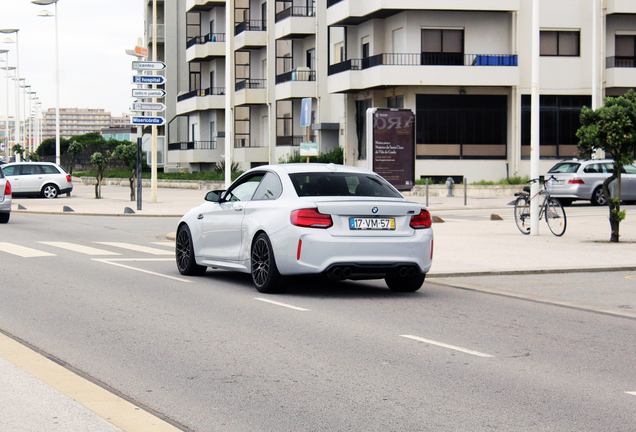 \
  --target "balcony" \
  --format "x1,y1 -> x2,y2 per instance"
186,0 -> 226,12
234,20 -> 267,49
276,135 -> 316,146
606,0 -> 636,14
167,140 -> 222,164
275,69 -> 317,100
605,56 -> 636,88
327,53 -> 519,92
327,0 -> 520,26
176,87 -> 226,114
186,33 -> 226,62
275,5 -> 316,38
168,141 -> 217,151
234,79 -> 267,105
147,24 -> 165,44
